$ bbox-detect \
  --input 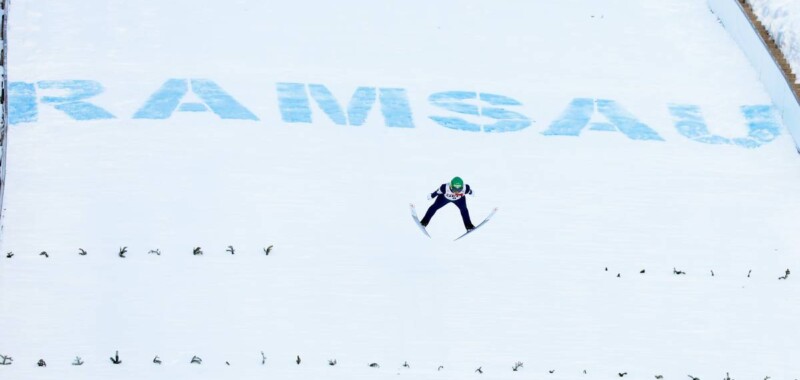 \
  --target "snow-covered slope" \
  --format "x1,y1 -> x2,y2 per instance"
2,1 -> 800,379
748,0 -> 800,83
